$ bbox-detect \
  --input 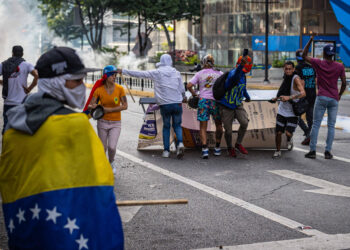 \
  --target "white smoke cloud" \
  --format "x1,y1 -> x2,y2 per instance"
0,0 -> 152,71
